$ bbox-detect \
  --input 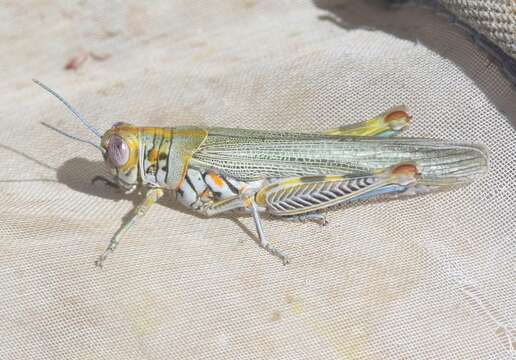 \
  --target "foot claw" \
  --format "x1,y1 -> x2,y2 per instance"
264,245 -> 289,265
319,218 -> 329,227
95,254 -> 108,269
